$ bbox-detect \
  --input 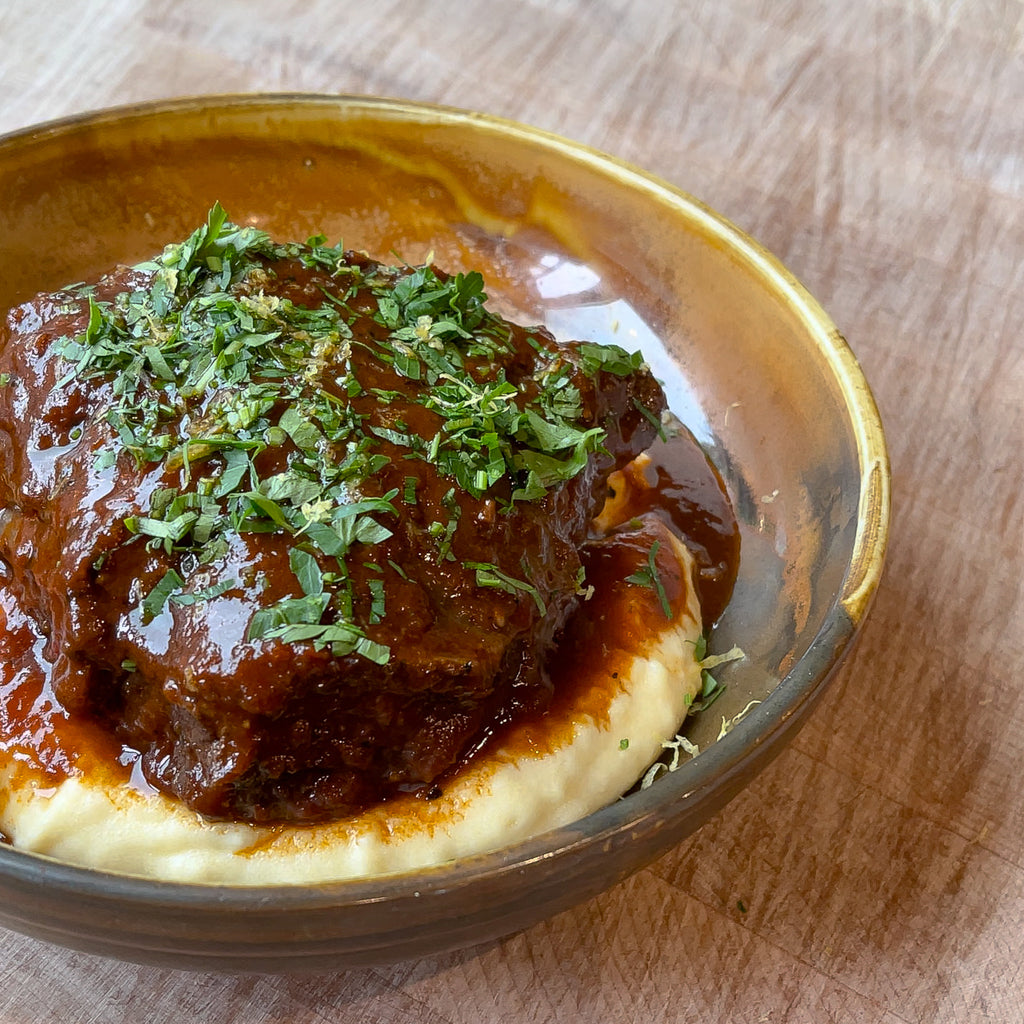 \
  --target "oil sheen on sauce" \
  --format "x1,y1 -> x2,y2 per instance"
0,423 -> 739,821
